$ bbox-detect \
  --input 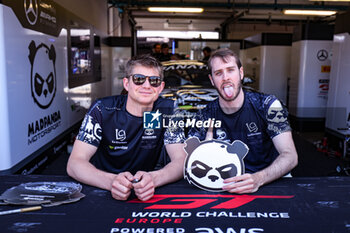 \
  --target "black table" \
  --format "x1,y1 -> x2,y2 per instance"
0,175 -> 350,233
